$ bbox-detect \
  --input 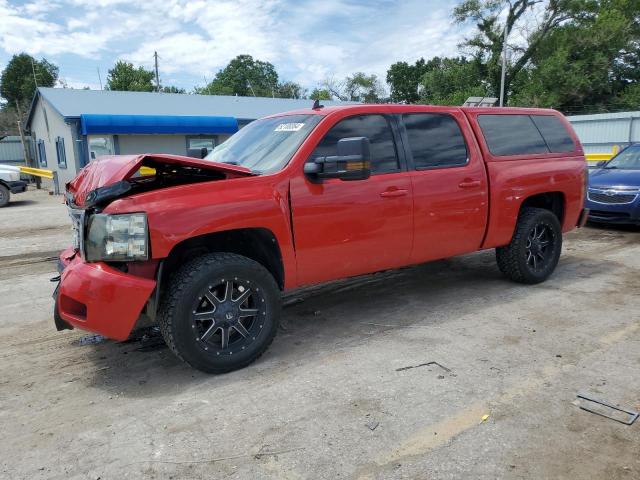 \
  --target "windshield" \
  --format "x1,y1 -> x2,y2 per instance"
205,114 -> 322,173
604,145 -> 640,170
